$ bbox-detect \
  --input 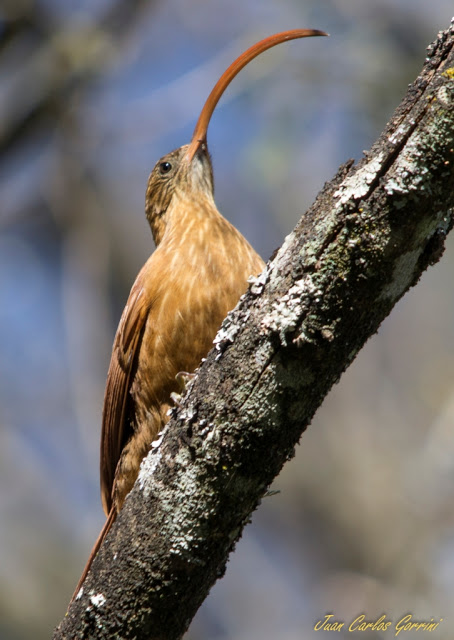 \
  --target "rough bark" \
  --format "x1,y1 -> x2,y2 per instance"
54,20 -> 454,640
